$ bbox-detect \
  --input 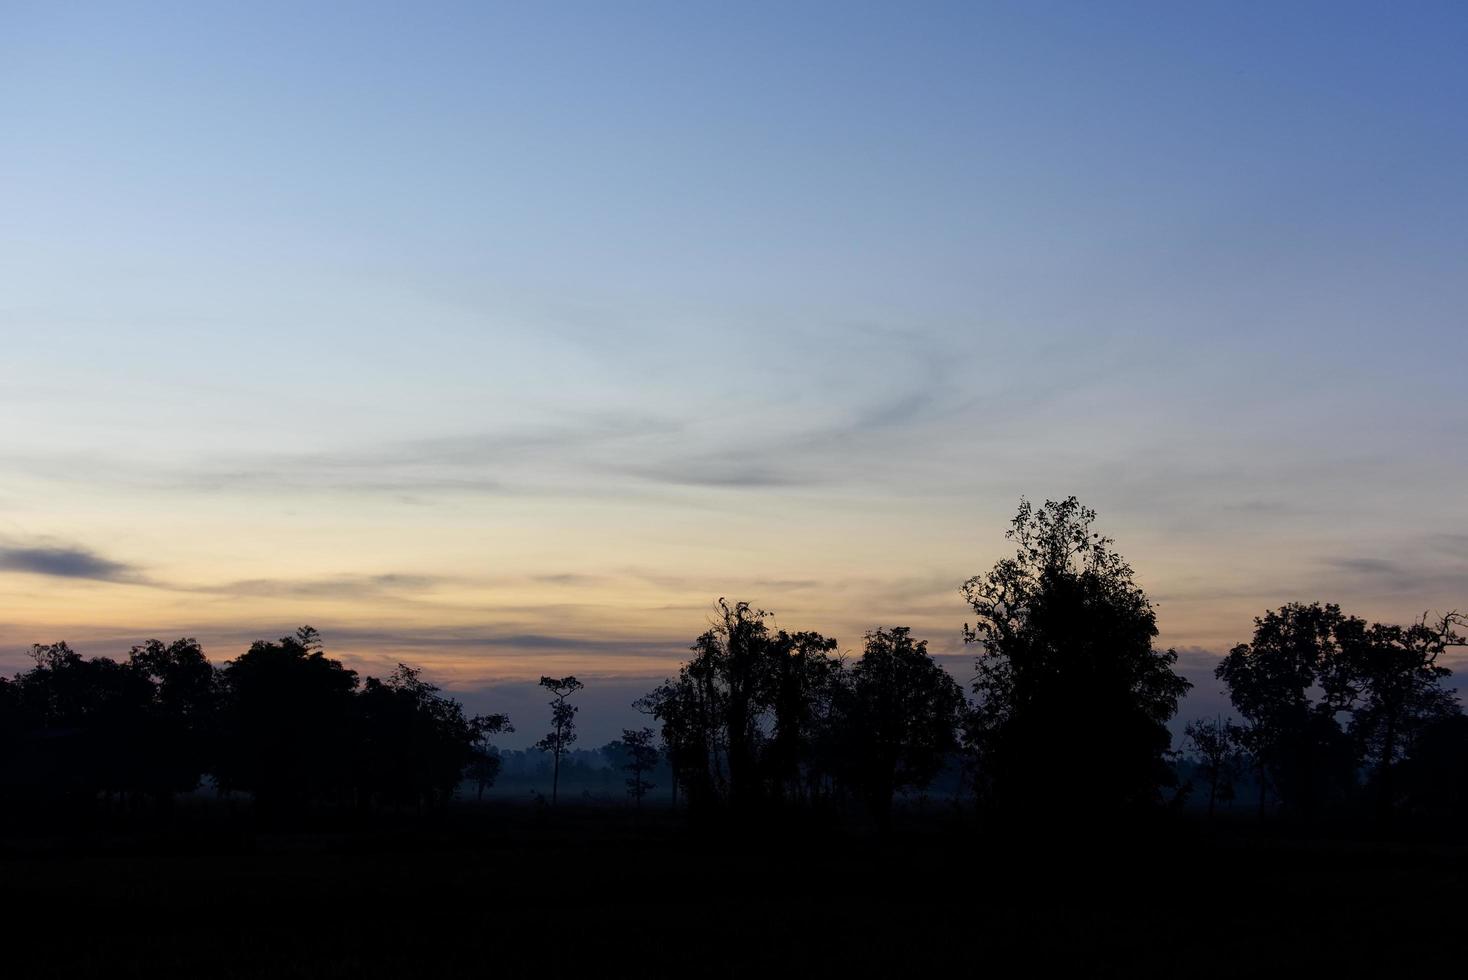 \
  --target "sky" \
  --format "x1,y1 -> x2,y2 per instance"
2,2 -> 1466,743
